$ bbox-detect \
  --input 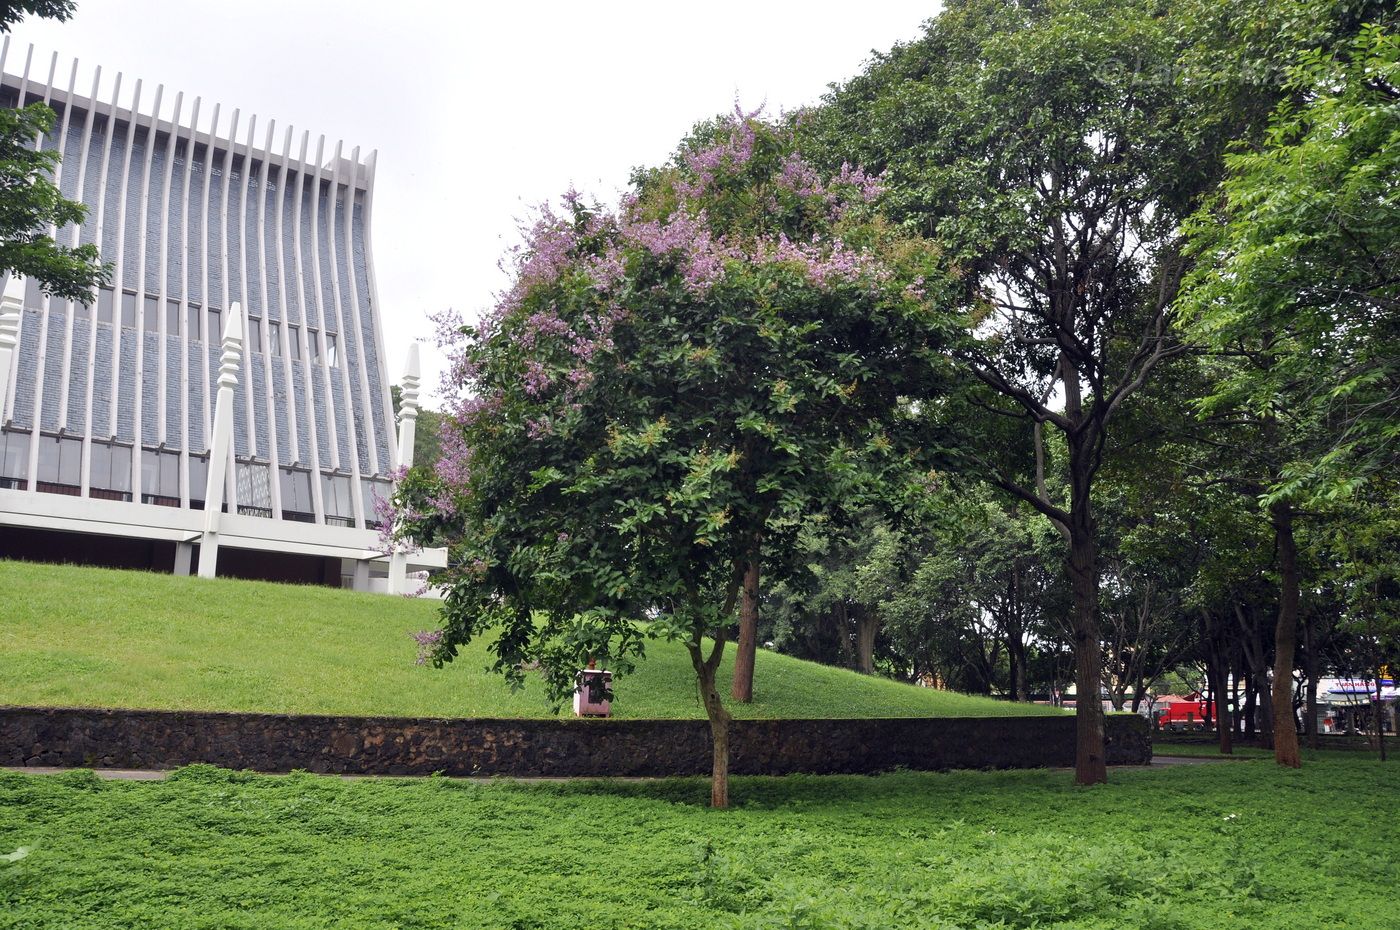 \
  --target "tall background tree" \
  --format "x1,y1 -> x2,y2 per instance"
802,0 -> 1230,784
1178,16 -> 1400,765
793,0 -> 1397,779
